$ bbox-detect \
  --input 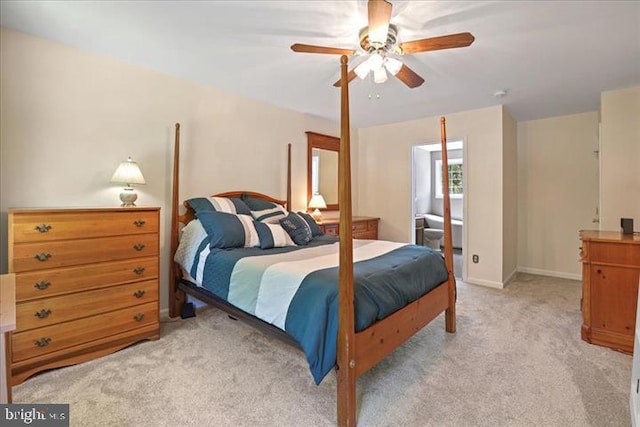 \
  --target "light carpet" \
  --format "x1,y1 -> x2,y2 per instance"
13,274 -> 631,426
